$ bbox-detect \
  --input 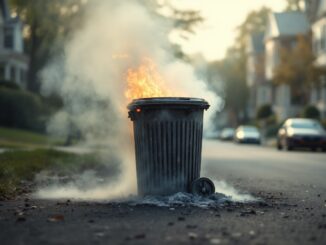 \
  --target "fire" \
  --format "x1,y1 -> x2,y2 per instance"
125,58 -> 176,100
